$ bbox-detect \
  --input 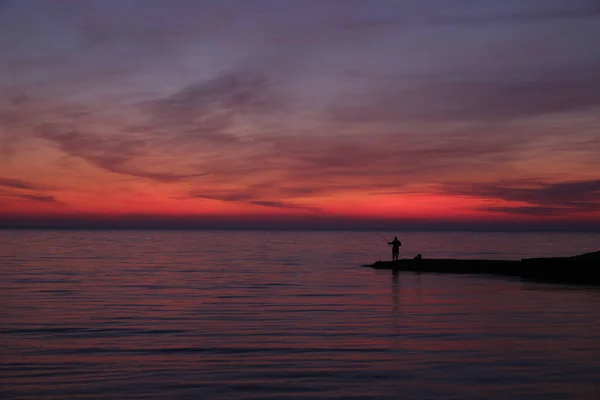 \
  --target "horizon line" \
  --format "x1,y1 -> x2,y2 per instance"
1,225 -> 599,233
